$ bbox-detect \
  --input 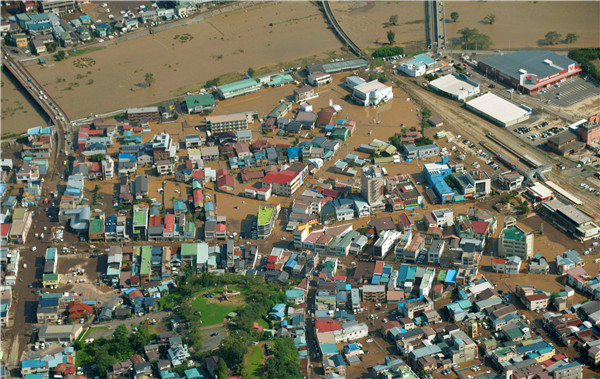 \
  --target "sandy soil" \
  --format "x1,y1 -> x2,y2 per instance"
1,70 -> 47,135
26,1 -> 343,120
333,1 -> 600,51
